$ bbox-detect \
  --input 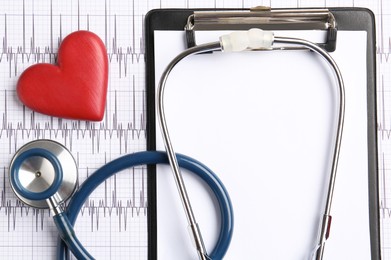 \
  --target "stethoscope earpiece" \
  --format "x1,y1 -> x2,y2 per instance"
9,140 -> 78,209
